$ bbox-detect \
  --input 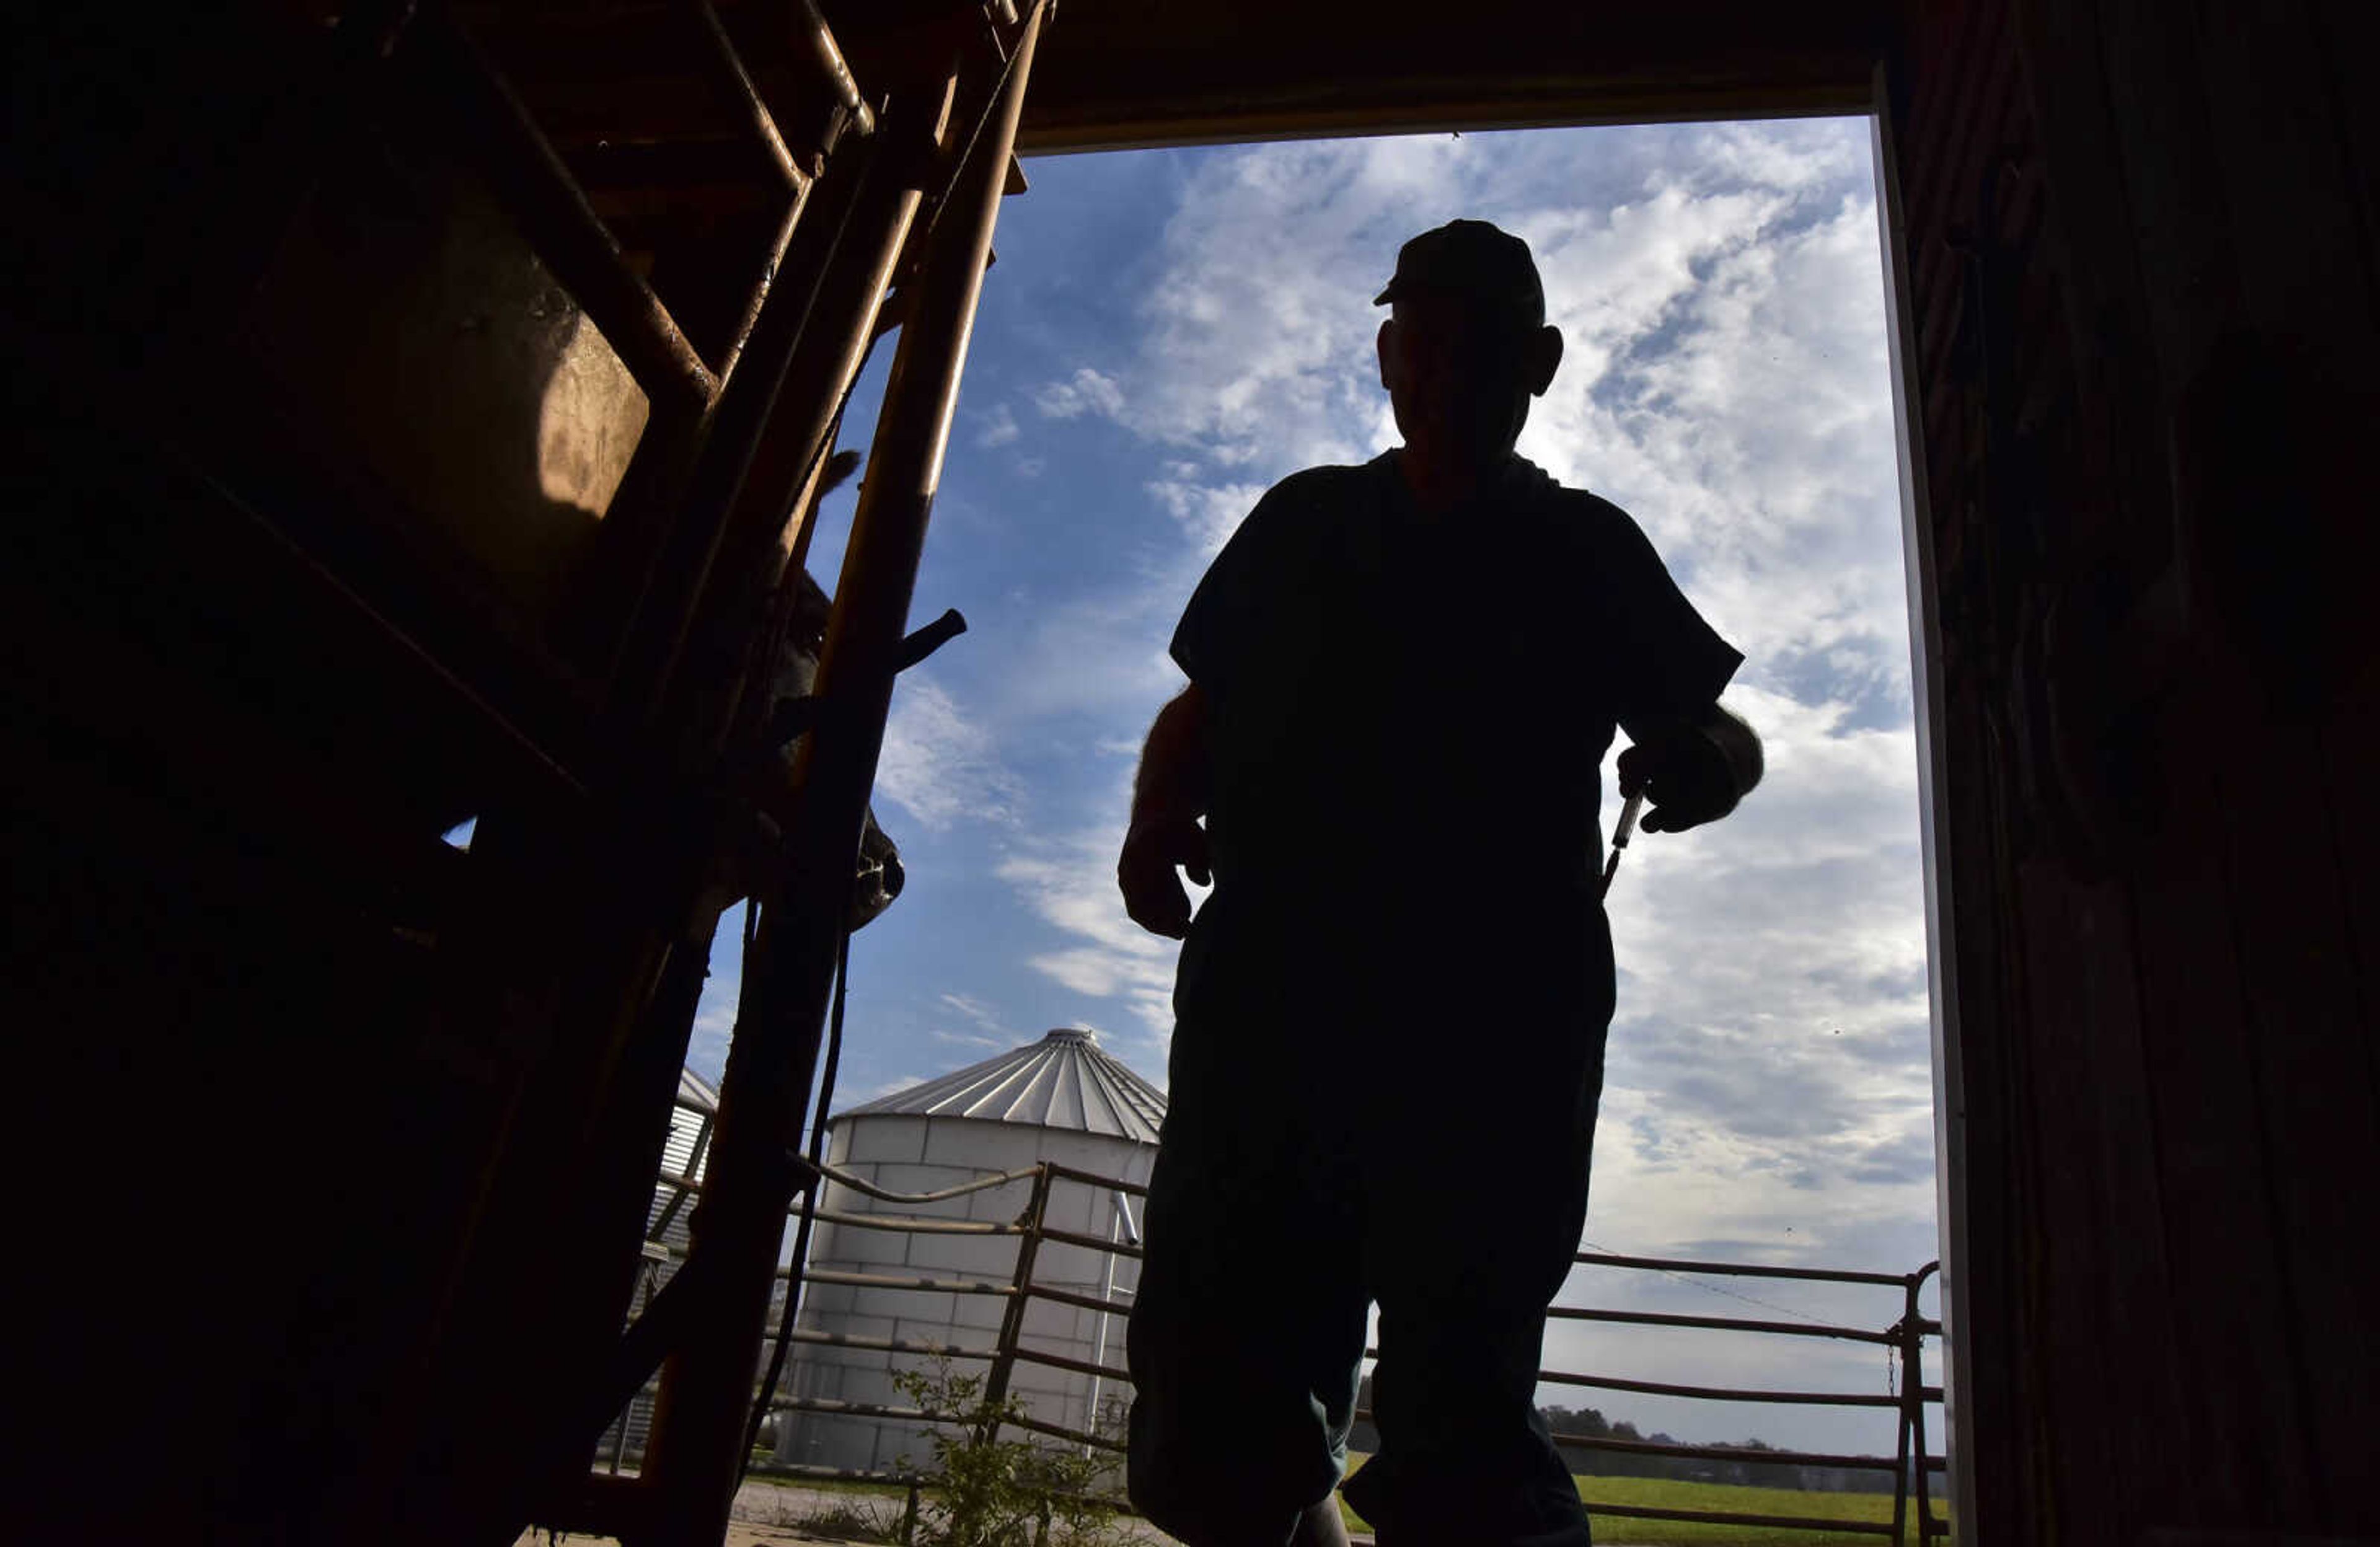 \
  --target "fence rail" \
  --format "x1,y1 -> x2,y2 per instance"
624,1140 -> 1949,1542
